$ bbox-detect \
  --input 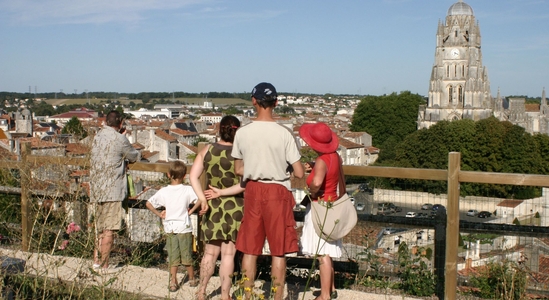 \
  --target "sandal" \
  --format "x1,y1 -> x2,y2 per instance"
331,290 -> 338,299
168,282 -> 179,292
188,278 -> 199,287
